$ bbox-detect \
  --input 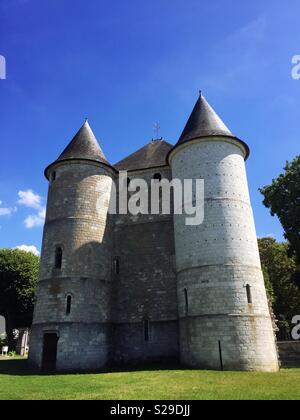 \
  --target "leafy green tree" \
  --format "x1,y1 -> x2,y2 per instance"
258,237 -> 300,338
259,156 -> 300,266
0,335 -> 7,348
0,249 -> 39,350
